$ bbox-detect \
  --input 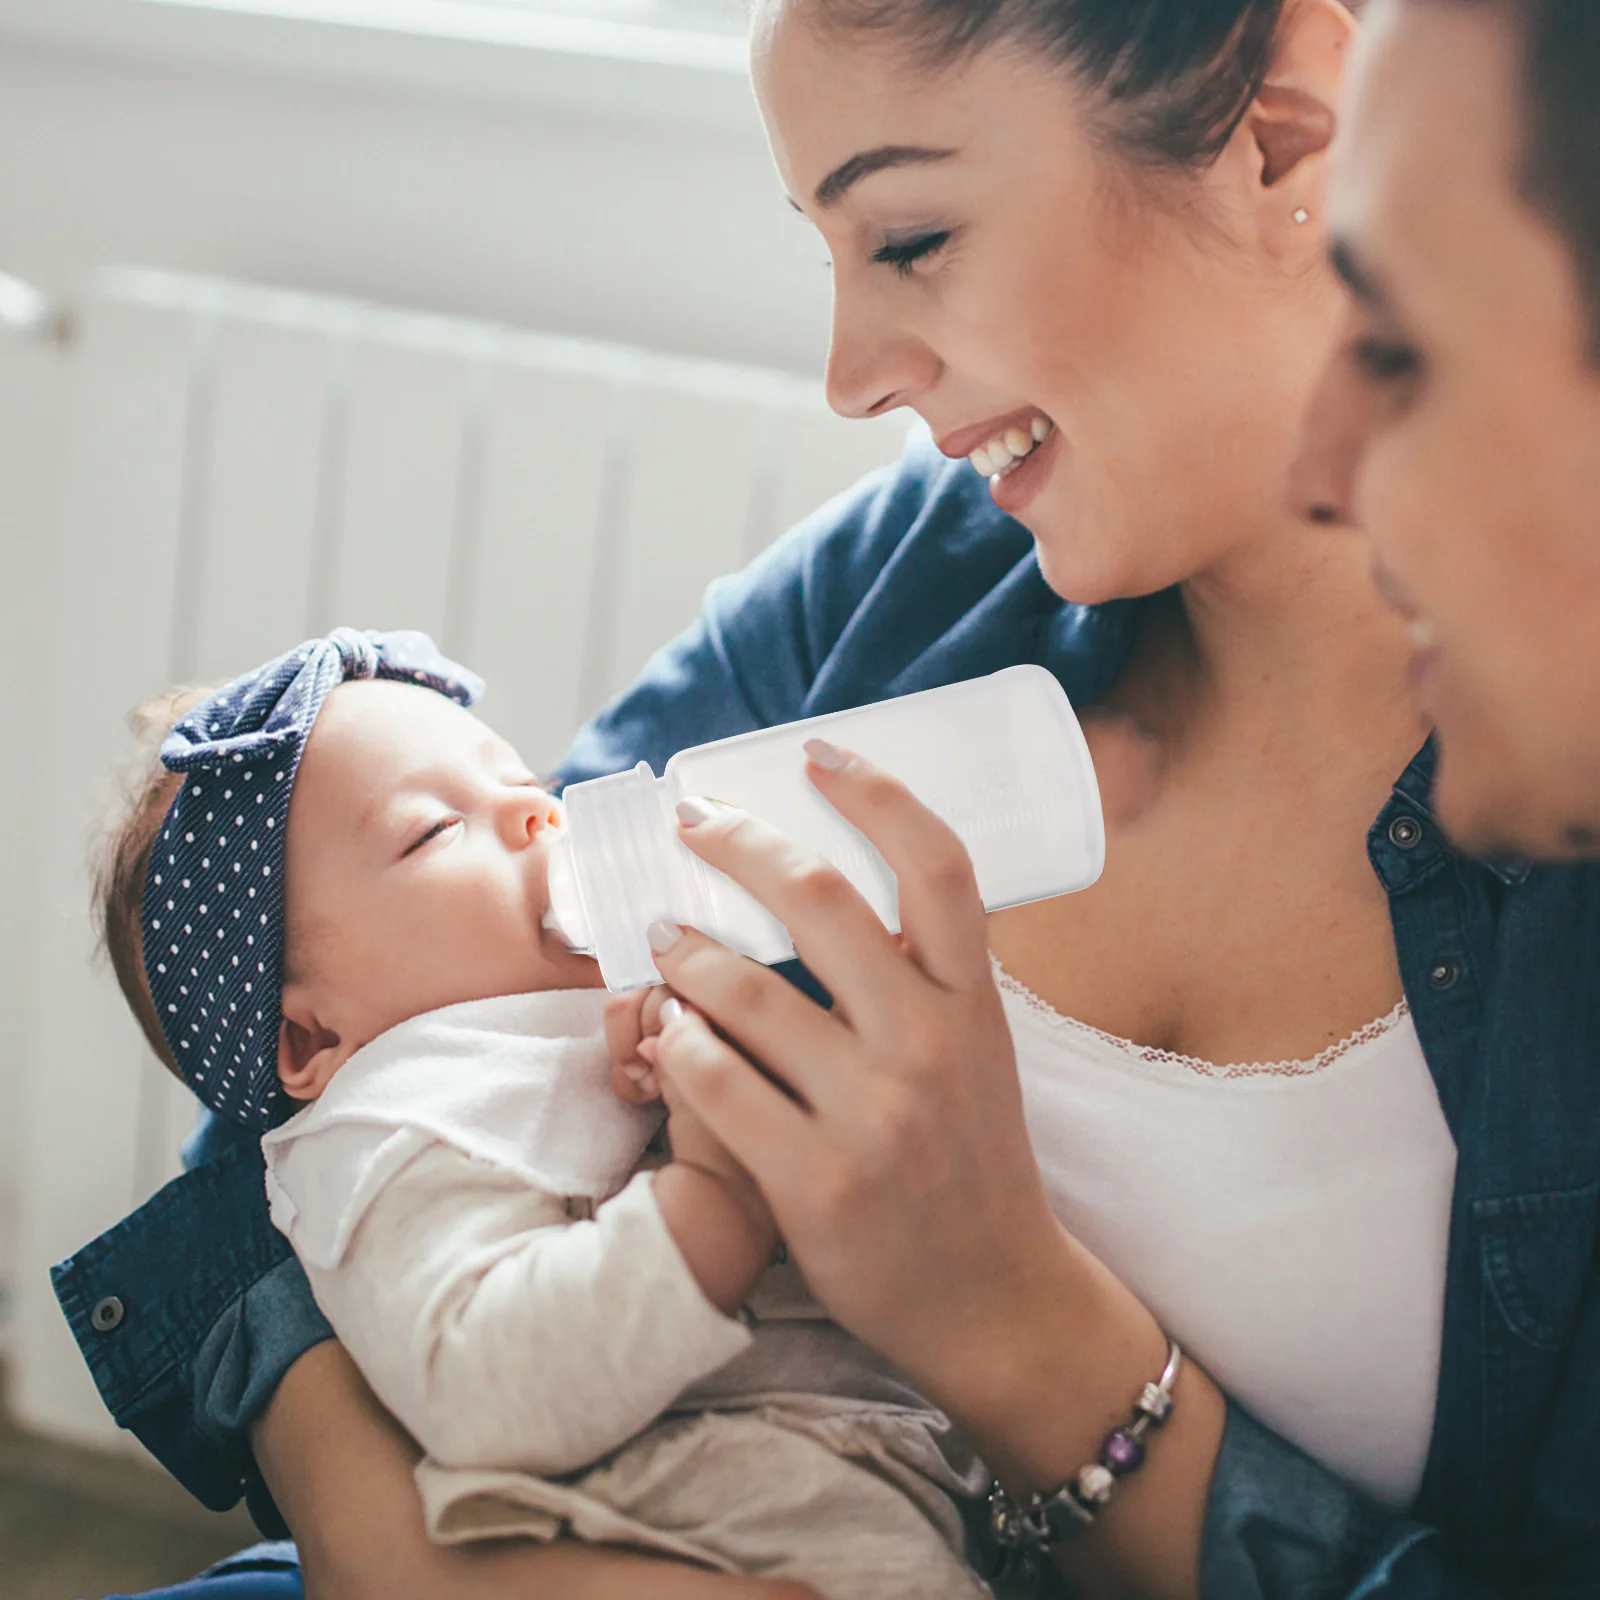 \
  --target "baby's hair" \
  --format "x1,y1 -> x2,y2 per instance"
91,685 -> 215,1077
